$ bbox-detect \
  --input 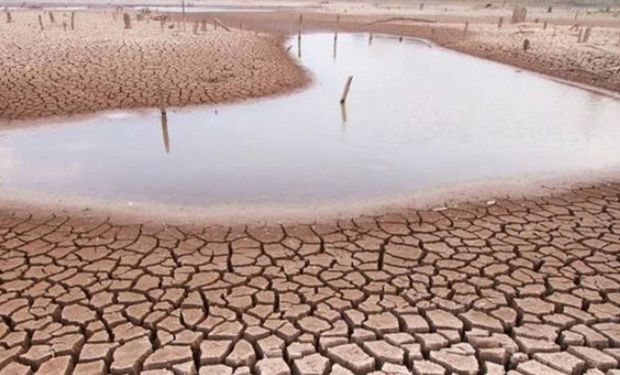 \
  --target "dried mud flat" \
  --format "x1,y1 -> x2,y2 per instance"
1,183 -> 620,374
0,10 -> 307,122
1,2 -> 620,375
